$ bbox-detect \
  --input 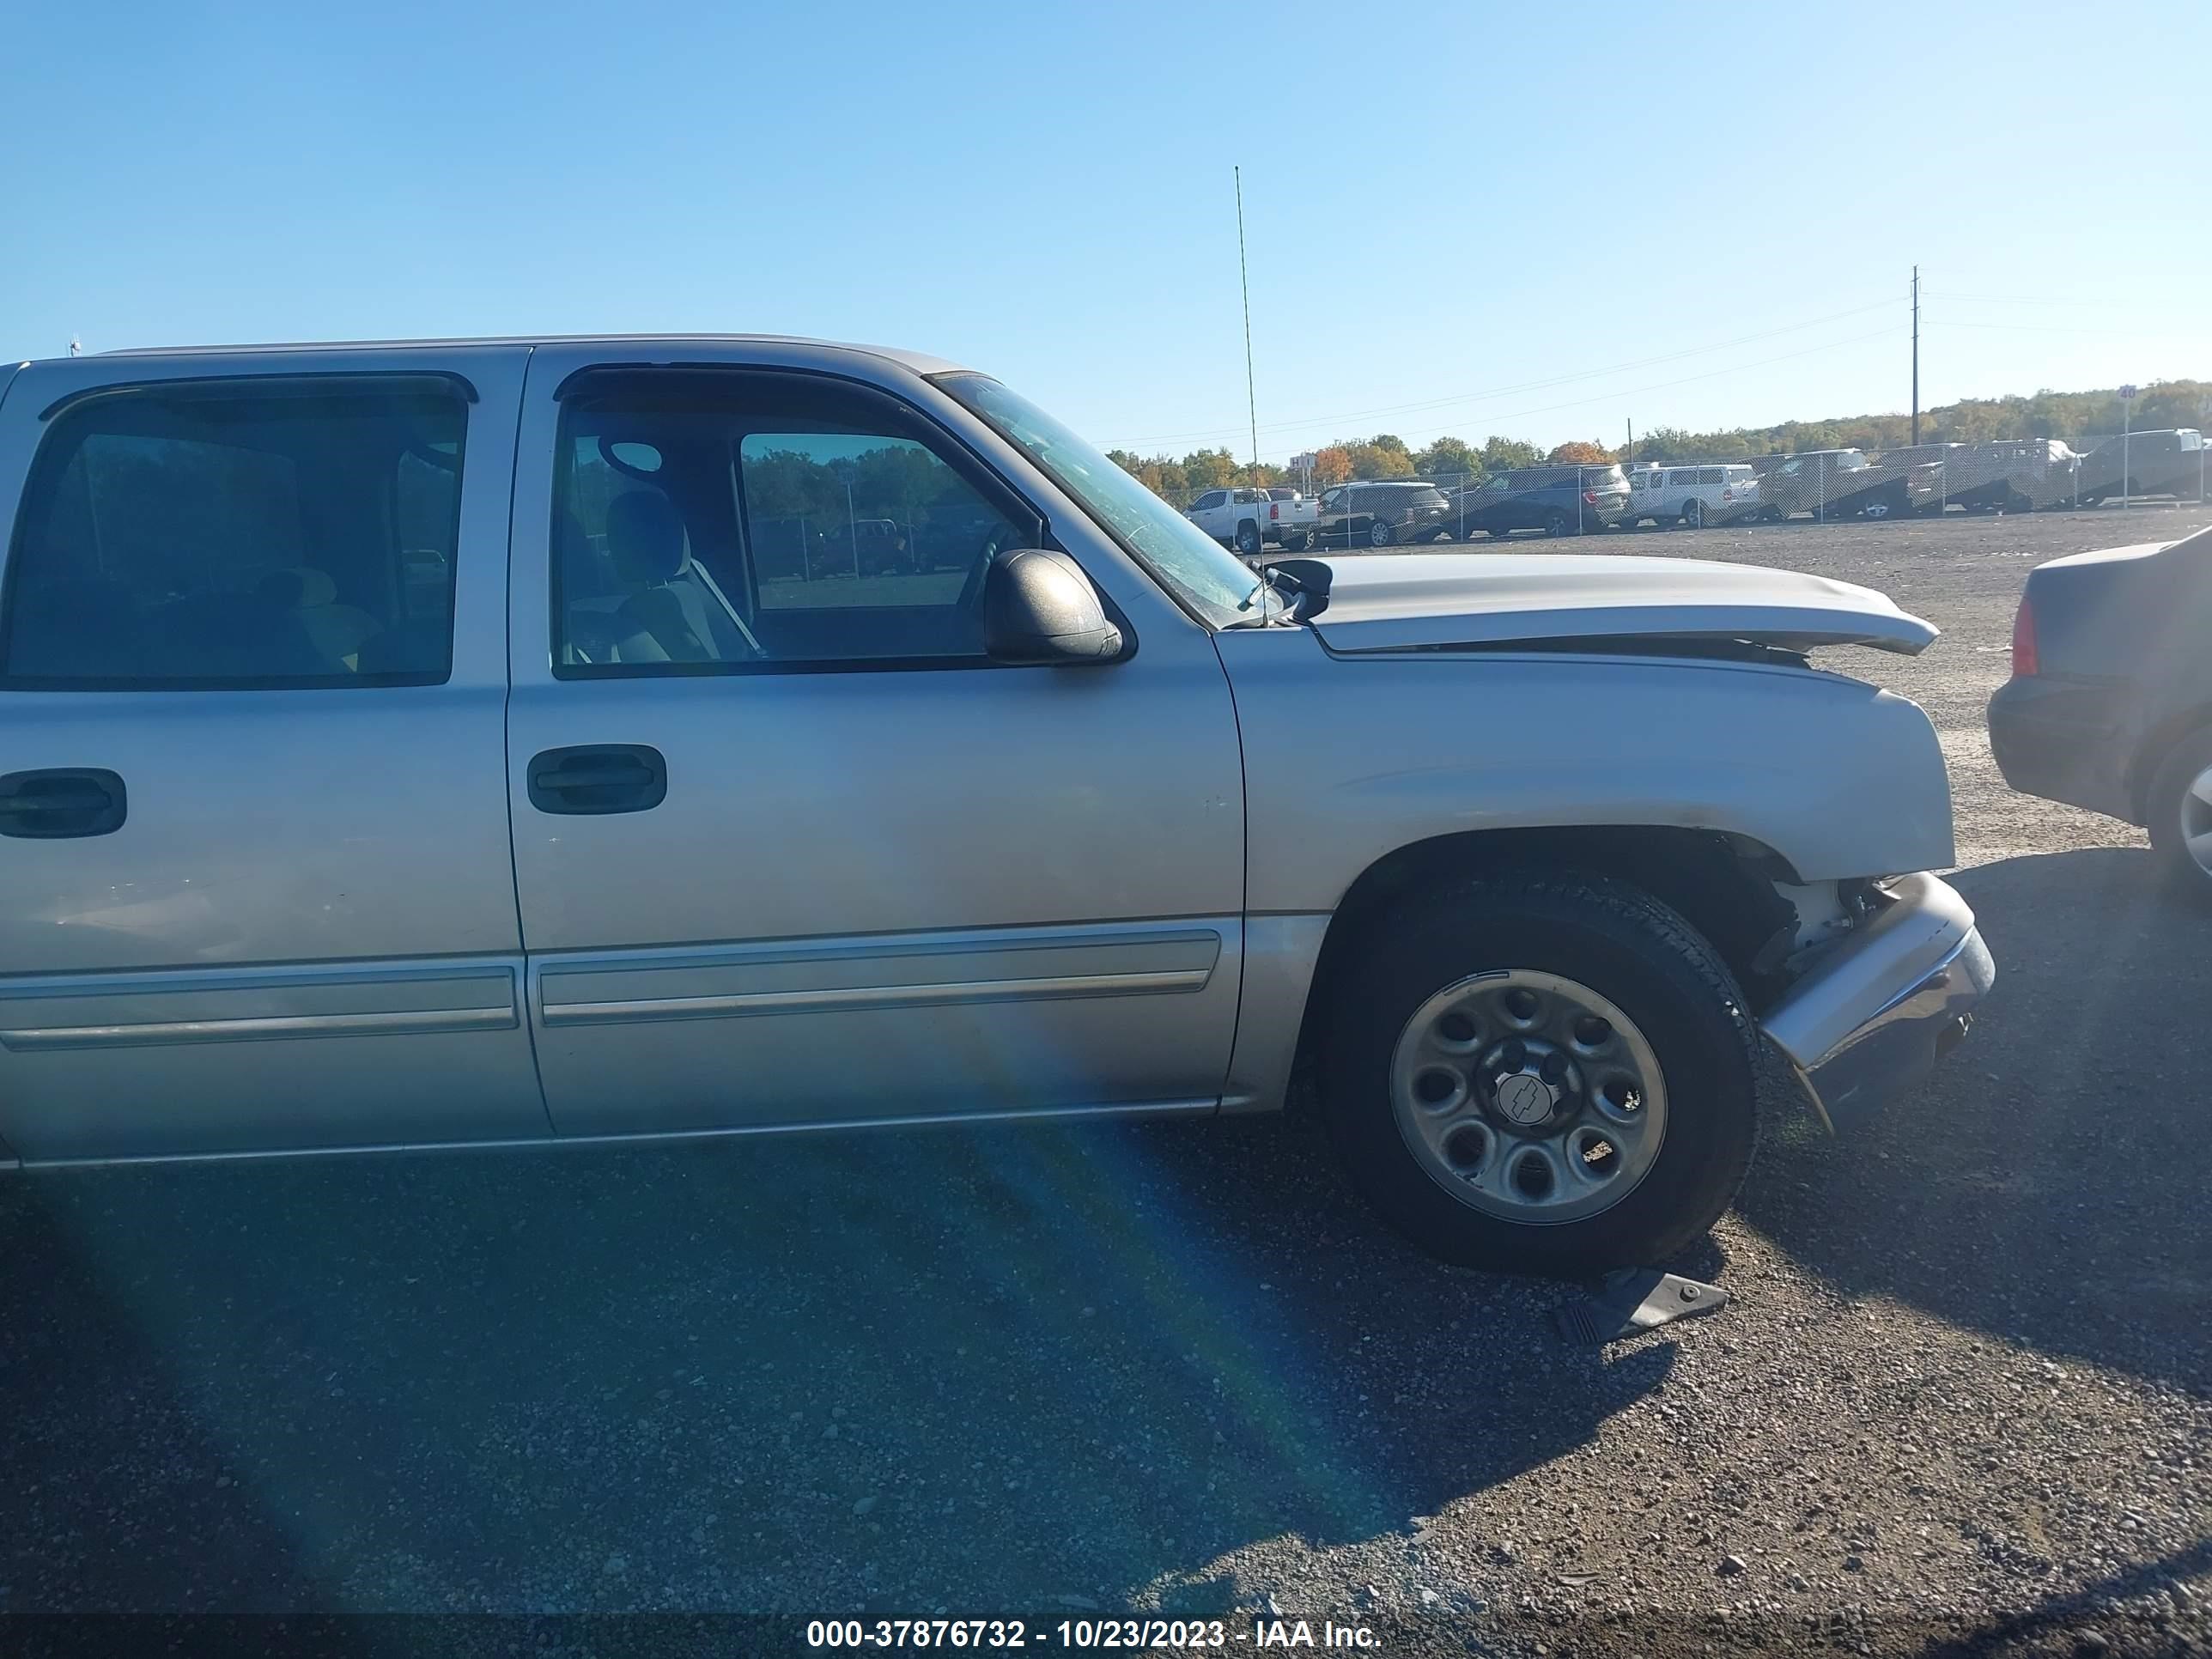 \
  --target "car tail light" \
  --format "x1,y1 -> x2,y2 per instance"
1582,489 -> 1598,505
1722,489 -> 1734,501
1270,503 -> 1279,521
2009,596 -> 2038,677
